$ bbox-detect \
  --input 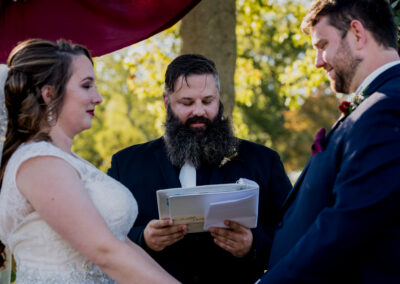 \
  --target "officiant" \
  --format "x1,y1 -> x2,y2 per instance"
108,54 -> 291,284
